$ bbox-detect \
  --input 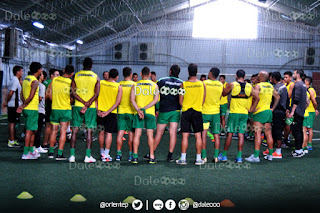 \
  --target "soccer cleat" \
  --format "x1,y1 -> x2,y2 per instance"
128,156 -> 133,162
212,139 -> 215,142
21,133 -> 25,138
66,131 -> 72,141
202,157 -> 207,163
8,140 -> 21,148
42,144 -> 50,150
36,146 -> 48,154
122,137 -> 126,141
264,155 -> 273,161
236,157 -> 242,163
131,158 -> 138,164
176,158 -> 187,165
220,132 -> 225,137
124,131 -> 128,135
149,158 -> 156,164
31,151 -> 40,158
245,154 -> 260,162
262,140 -> 267,147
248,136 -> 254,141
212,157 -> 218,163
195,159 -> 205,165
263,149 -> 269,155
167,155 -> 174,162
116,155 -> 122,161
218,153 -> 228,162
68,155 -> 76,163
48,153 -> 54,159
303,149 -> 309,154
232,134 -> 239,139
272,152 -> 282,159
291,151 -> 304,158
56,154 -> 67,161
102,155 -> 112,162
143,154 -> 150,161
22,153 -> 38,160
307,146 -> 313,151
84,155 -> 97,163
